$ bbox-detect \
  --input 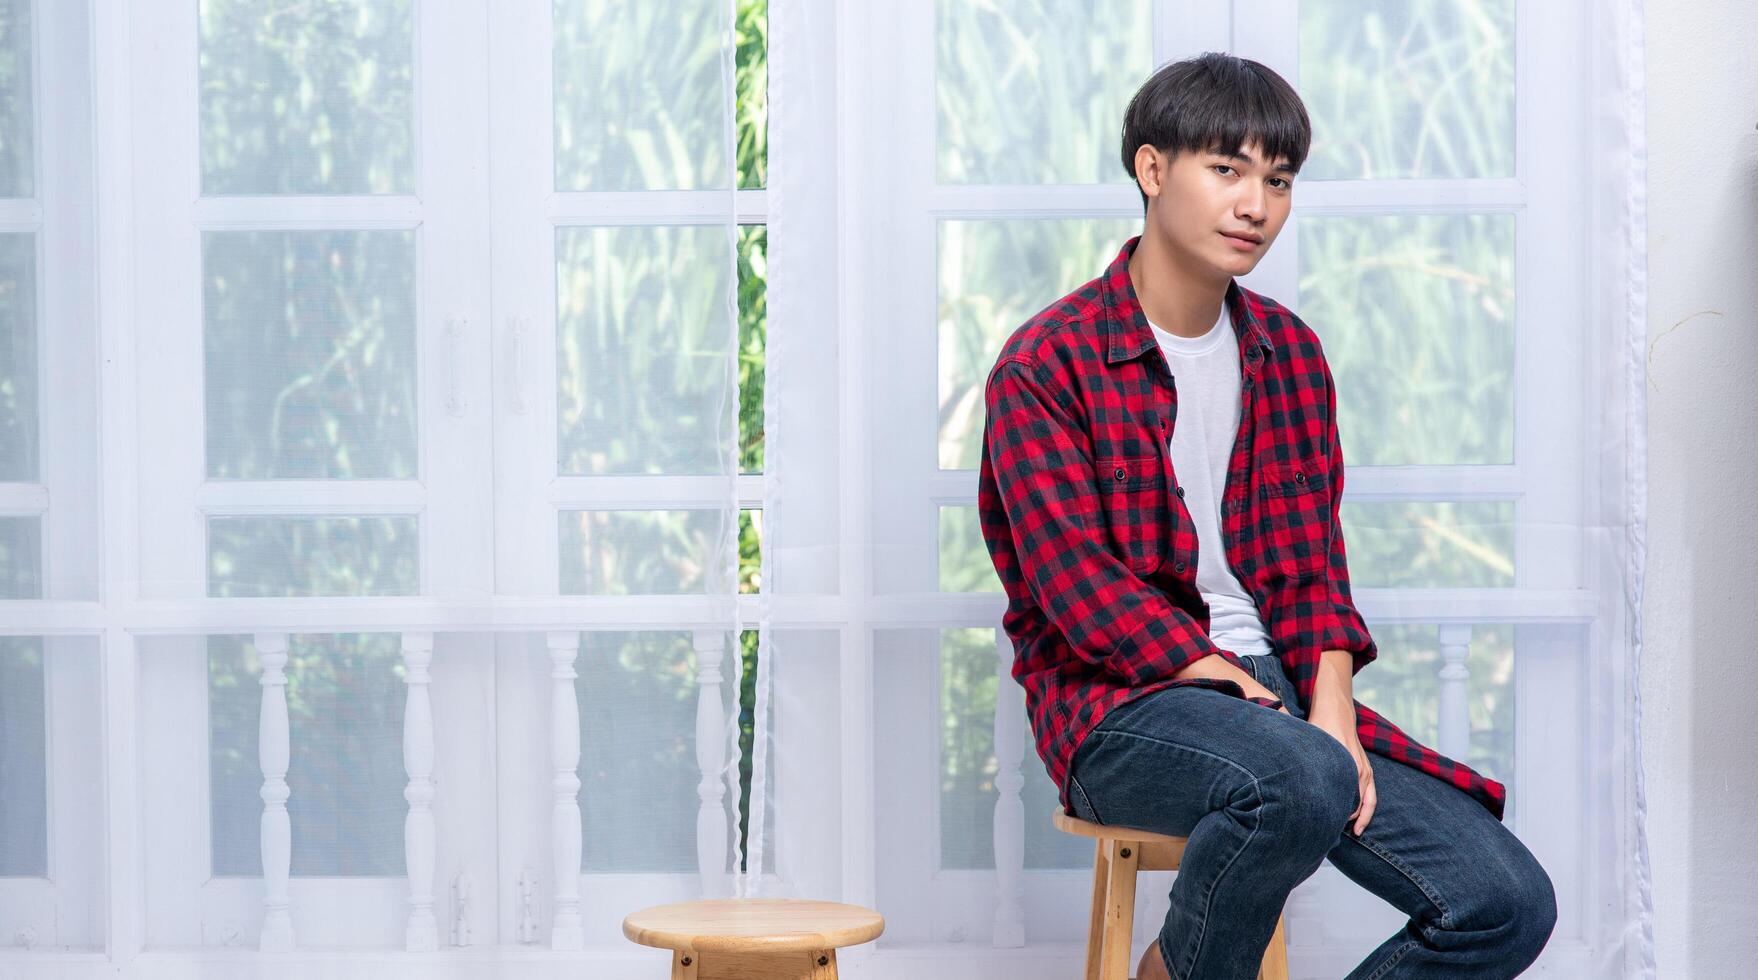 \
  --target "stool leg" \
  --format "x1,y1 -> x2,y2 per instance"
809,948 -> 837,979
1084,839 -> 1108,980
1257,913 -> 1290,980
1099,838 -> 1140,980
671,948 -> 697,980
